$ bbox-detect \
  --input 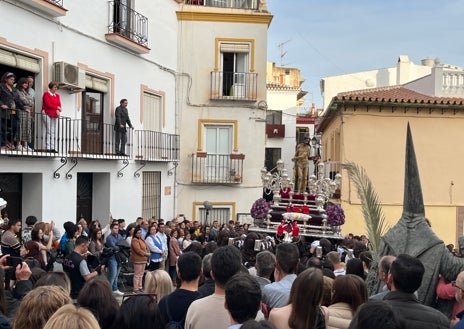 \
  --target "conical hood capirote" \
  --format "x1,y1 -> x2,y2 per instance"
402,123 -> 425,217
